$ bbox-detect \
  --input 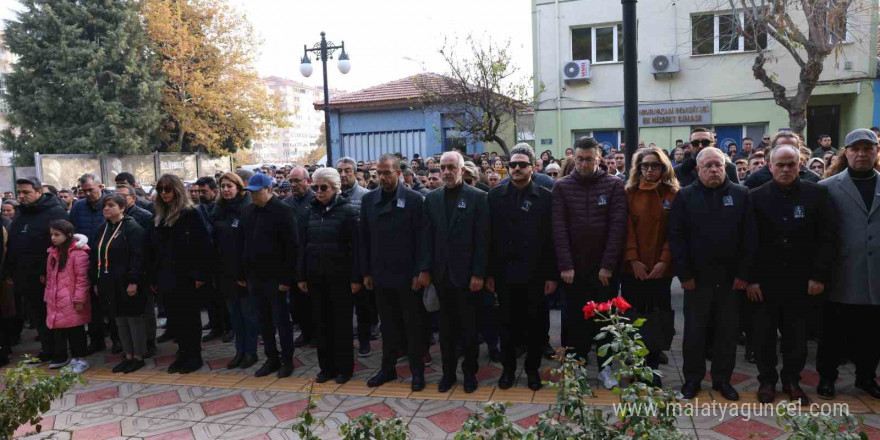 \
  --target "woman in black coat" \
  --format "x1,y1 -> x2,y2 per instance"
145,174 -> 211,374
297,168 -> 362,385
210,172 -> 257,370
92,194 -> 146,374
